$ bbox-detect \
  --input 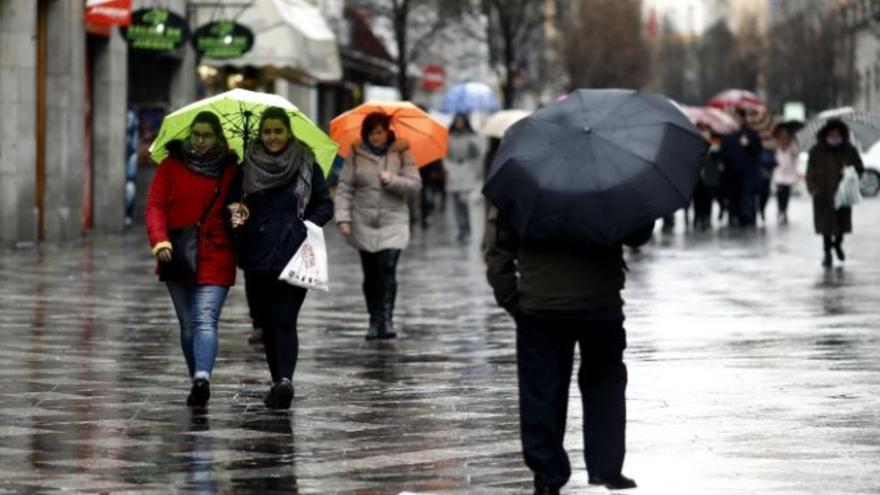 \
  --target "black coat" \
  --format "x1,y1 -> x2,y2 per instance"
229,163 -> 334,273
485,205 -> 654,315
